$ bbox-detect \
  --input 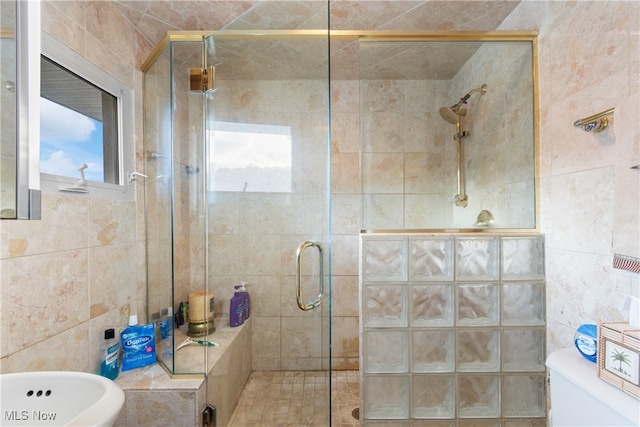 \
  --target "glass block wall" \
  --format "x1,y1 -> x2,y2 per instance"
360,233 -> 546,425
